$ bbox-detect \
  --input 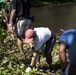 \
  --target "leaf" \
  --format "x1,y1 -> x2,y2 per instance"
8,61 -> 12,69
2,59 -> 9,64
20,64 -> 25,69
